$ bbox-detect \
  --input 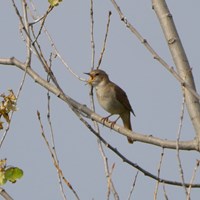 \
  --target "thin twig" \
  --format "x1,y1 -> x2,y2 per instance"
176,92 -> 188,197
0,0 -> 30,148
162,184 -> 169,200
127,171 -> 139,200
45,26 -> 85,81
32,5 -> 53,44
46,54 -> 67,200
37,111 -> 80,200
0,63 -> 28,148
29,1 -> 84,81
97,11 -> 112,69
89,2 -> 119,199
154,148 -> 165,200
90,0 -> 95,70
107,163 -> 116,200
89,76 -> 119,199
187,160 -> 200,200
22,0 -> 32,66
